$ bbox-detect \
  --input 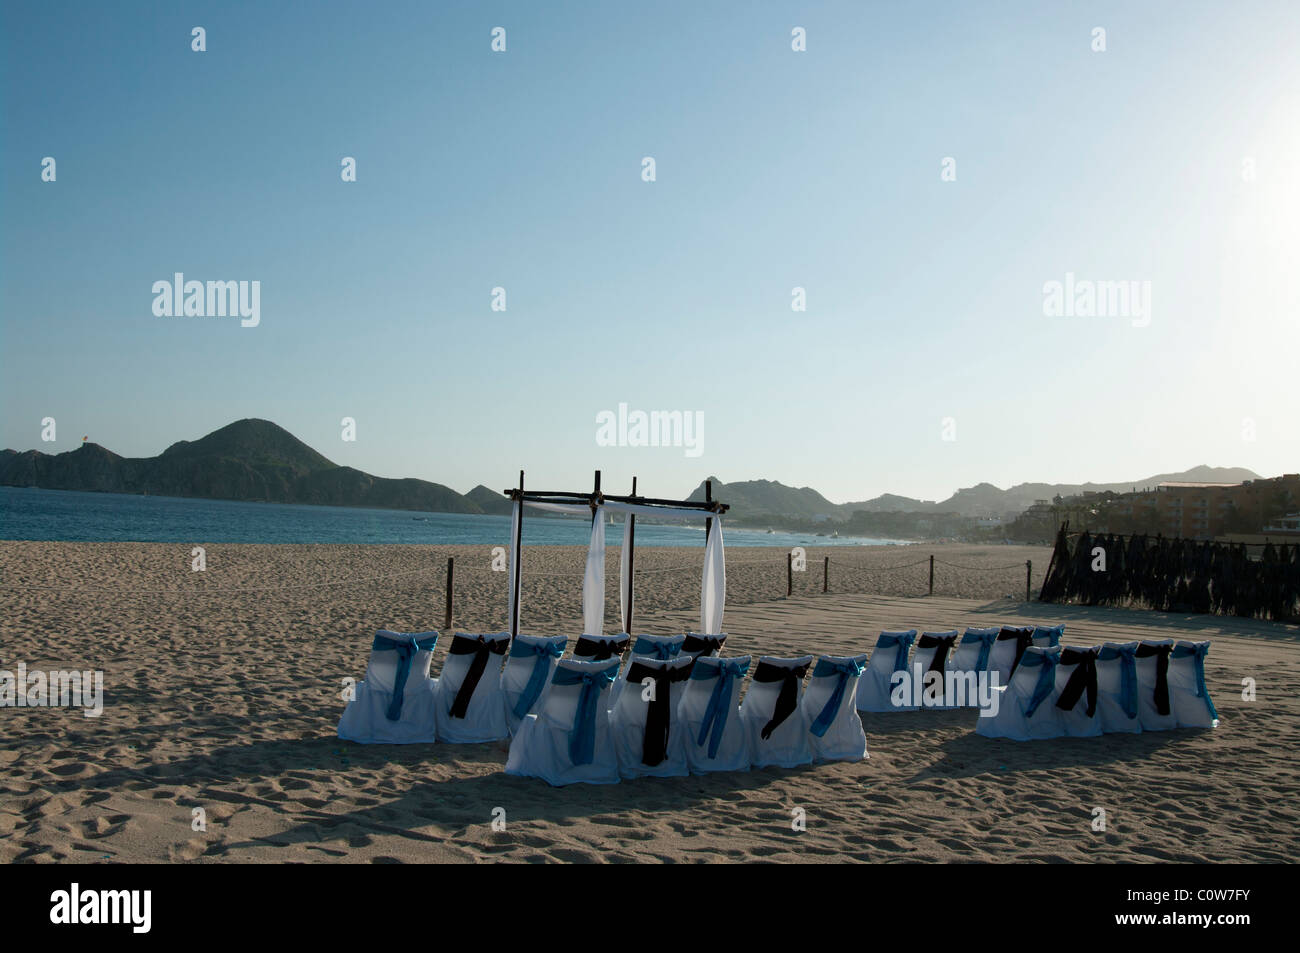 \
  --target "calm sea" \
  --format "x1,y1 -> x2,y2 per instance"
0,486 -> 907,548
